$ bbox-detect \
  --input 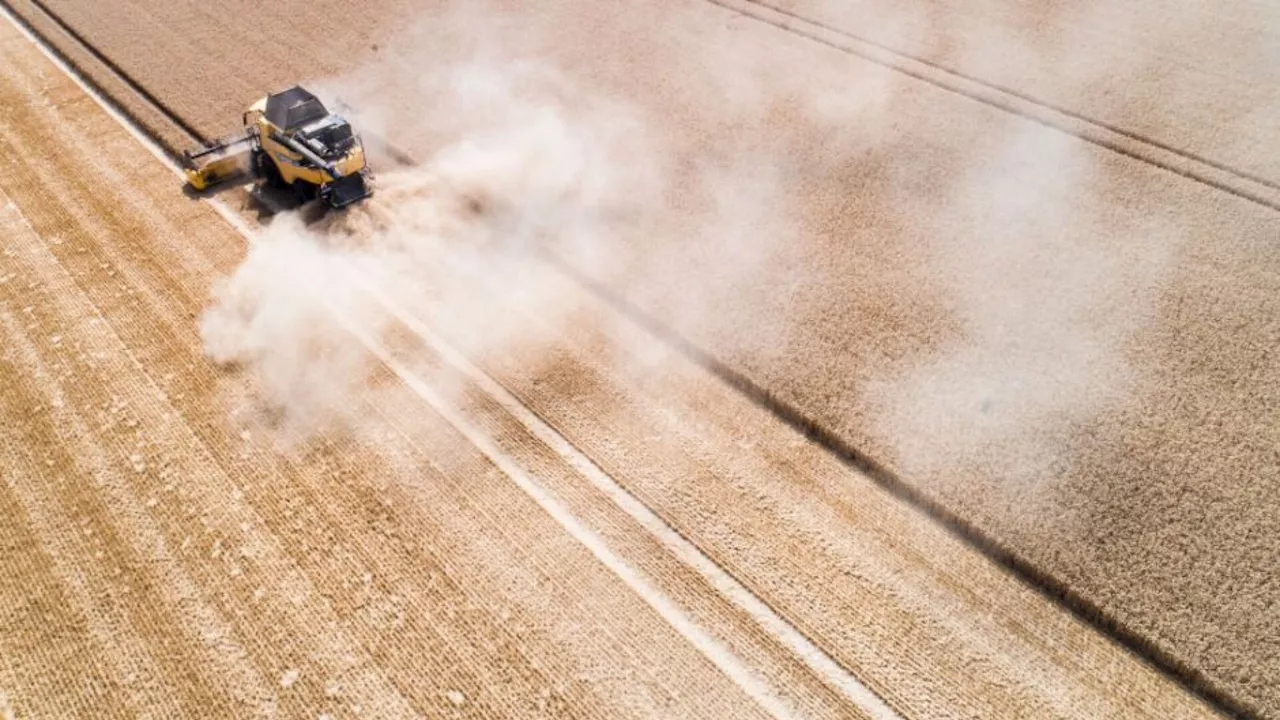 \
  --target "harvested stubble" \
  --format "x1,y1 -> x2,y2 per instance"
7,0 -> 1279,714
